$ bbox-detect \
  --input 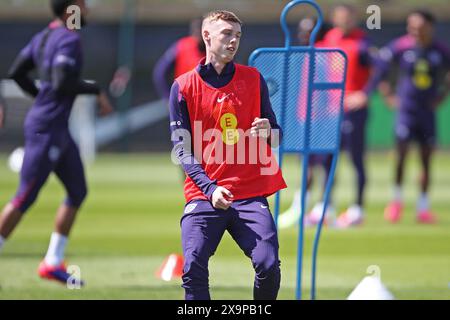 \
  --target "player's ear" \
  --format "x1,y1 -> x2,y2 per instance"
203,30 -> 211,46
